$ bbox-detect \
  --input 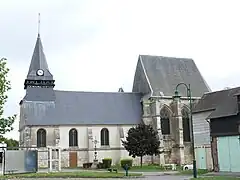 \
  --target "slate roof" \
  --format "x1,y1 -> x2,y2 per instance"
22,88 -> 143,126
26,34 -> 53,81
21,34 -> 142,127
138,55 -> 211,97
24,87 -> 56,101
192,87 -> 240,119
